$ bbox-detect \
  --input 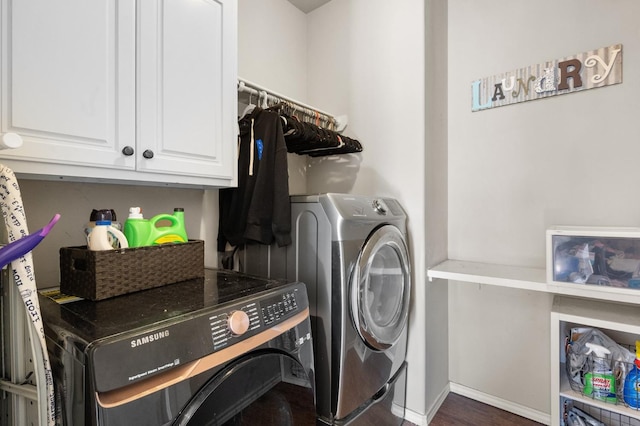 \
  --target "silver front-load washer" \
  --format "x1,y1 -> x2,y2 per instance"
242,193 -> 411,425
